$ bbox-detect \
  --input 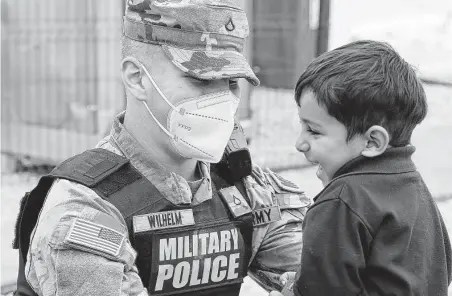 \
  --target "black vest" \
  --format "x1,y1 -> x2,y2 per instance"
13,148 -> 254,296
